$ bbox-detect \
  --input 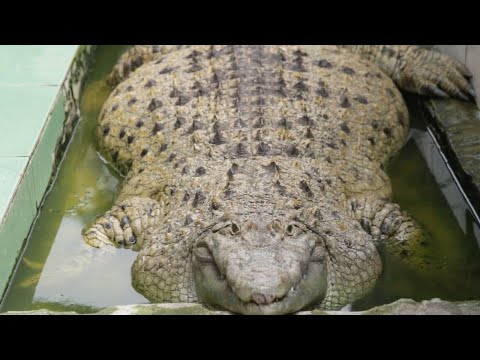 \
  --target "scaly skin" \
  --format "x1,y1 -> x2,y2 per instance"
83,45 -> 474,314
